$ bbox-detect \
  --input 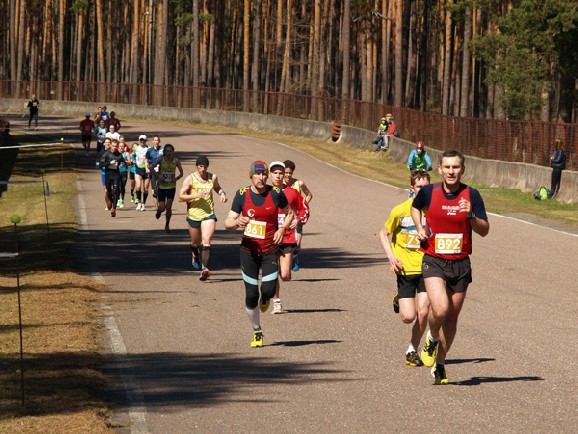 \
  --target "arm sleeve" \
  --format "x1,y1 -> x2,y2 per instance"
407,150 -> 414,169
470,188 -> 488,221
230,190 -> 245,214
412,184 -> 432,211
